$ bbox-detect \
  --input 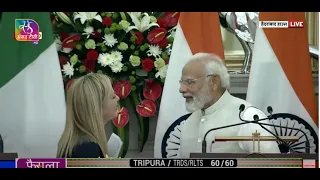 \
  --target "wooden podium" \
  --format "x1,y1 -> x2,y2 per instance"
191,133 -> 318,161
